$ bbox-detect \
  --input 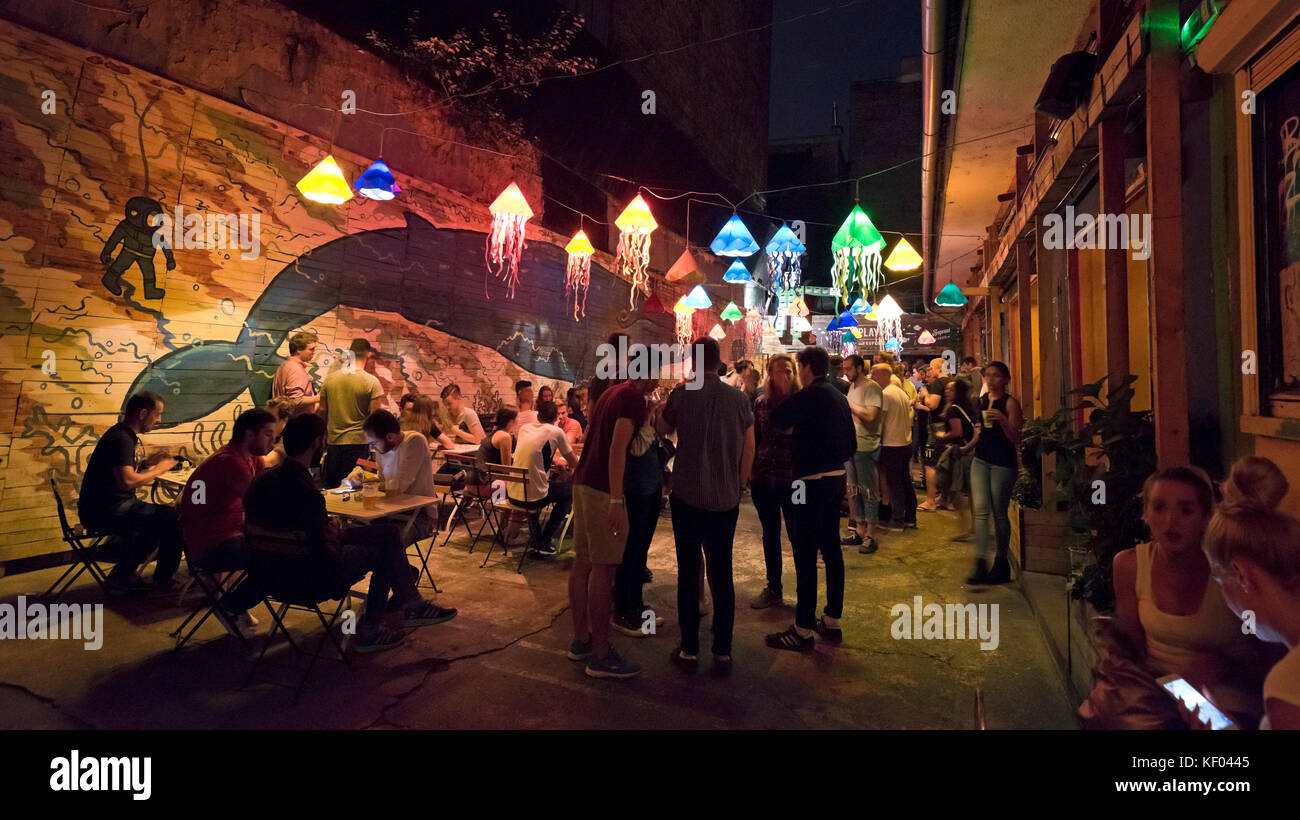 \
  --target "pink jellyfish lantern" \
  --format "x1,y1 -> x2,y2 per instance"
486,182 -> 533,299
